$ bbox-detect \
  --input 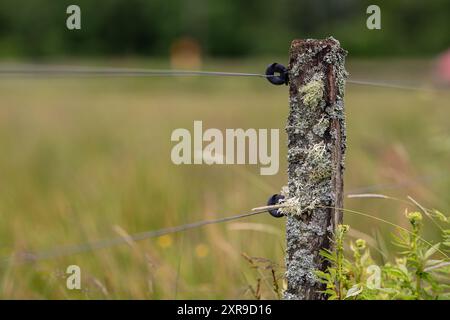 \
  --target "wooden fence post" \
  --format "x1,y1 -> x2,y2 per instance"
283,38 -> 347,300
